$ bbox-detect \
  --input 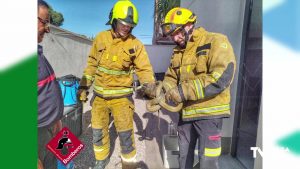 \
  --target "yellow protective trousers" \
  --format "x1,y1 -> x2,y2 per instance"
91,96 -> 136,161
